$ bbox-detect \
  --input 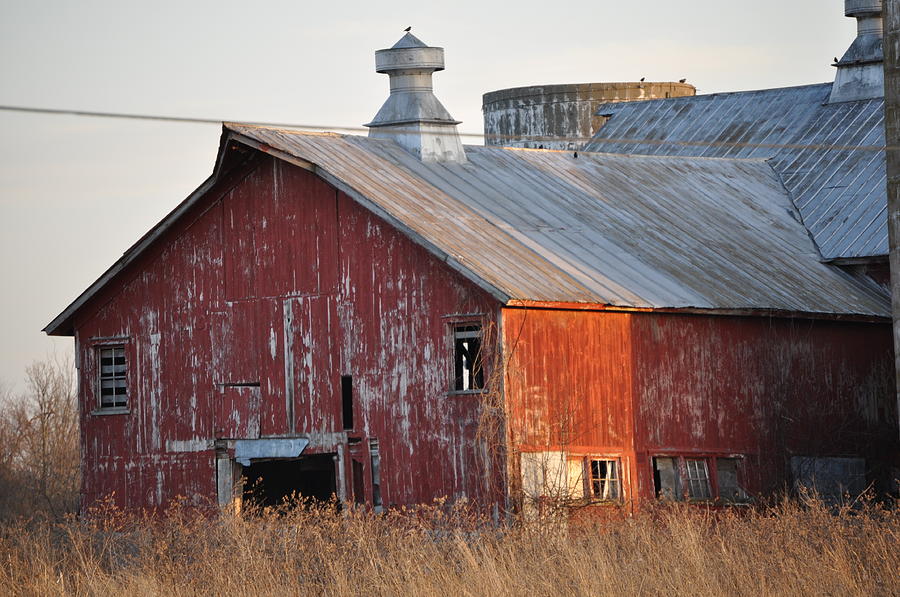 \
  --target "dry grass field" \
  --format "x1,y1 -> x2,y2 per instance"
1,496 -> 898,597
